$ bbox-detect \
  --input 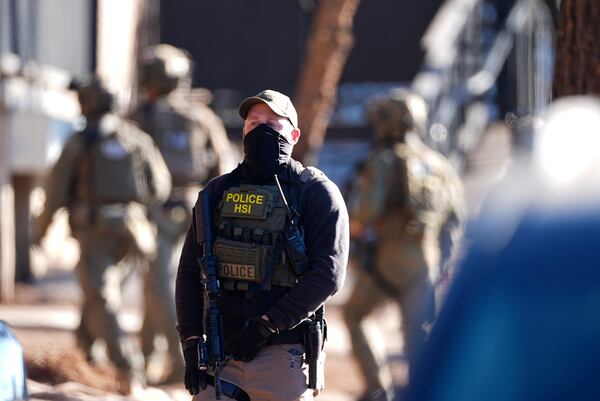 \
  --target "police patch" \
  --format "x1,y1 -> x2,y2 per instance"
101,139 -> 128,159
165,131 -> 190,151
218,263 -> 257,281
221,188 -> 271,219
